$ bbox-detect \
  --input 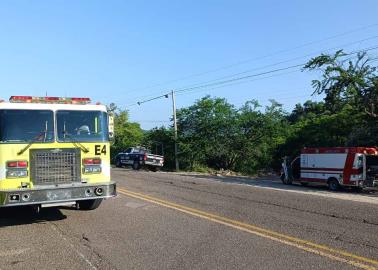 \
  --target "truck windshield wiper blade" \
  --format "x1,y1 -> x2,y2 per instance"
17,131 -> 46,155
62,132 -> 89,153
